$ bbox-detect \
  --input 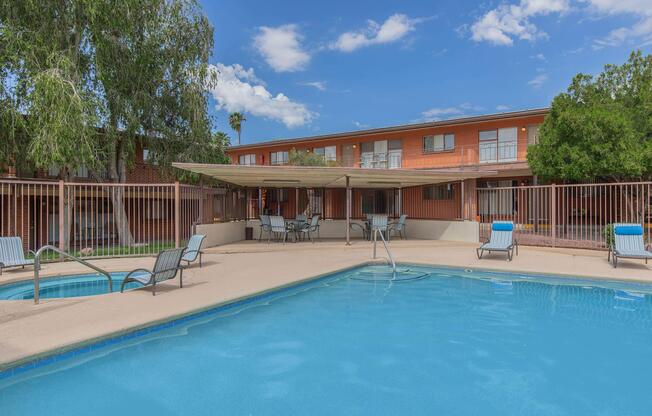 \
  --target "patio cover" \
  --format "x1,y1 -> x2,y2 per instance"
171,163 -> 494,188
